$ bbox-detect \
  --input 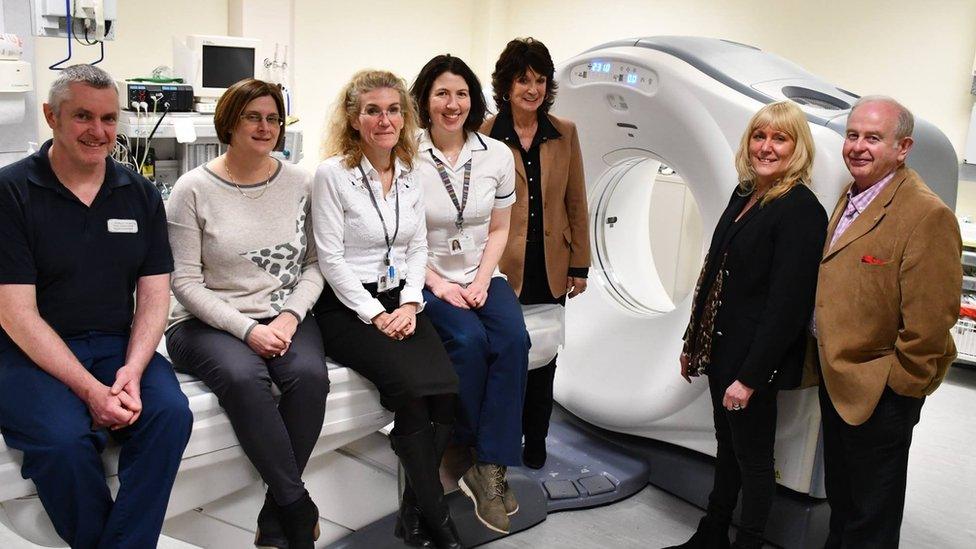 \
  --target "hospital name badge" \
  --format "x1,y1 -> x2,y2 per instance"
107,219 -> 139,233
